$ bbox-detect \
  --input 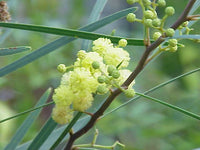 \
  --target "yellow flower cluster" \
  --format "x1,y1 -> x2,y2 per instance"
52,38 -> 135,124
